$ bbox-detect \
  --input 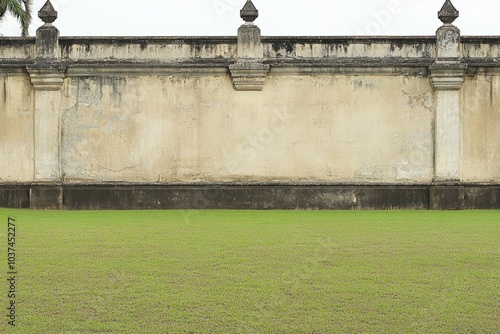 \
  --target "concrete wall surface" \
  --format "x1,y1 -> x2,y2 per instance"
0,1 -> 499,209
